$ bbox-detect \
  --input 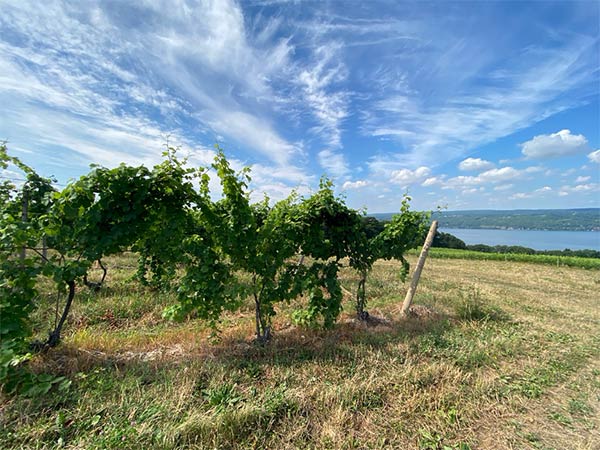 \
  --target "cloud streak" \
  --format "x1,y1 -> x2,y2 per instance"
0,1 -> 597,212
363,33 -> 598,168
